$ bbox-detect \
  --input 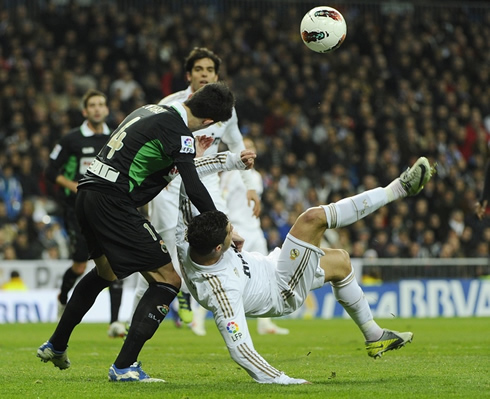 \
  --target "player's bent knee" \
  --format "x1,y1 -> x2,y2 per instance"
297,207 -> 326,228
